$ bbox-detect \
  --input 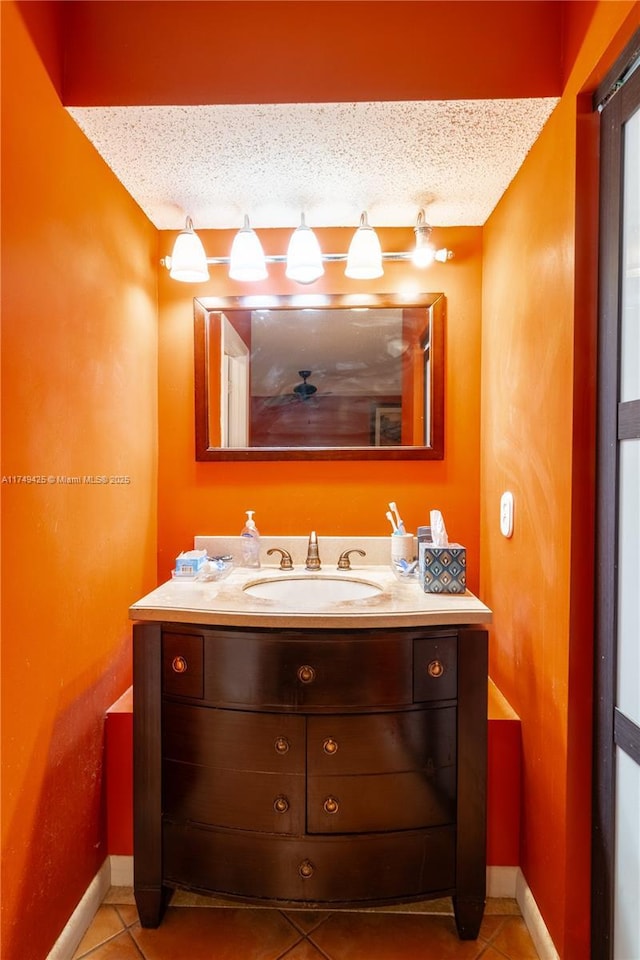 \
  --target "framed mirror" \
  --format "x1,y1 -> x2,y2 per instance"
194,292 -> 444,460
